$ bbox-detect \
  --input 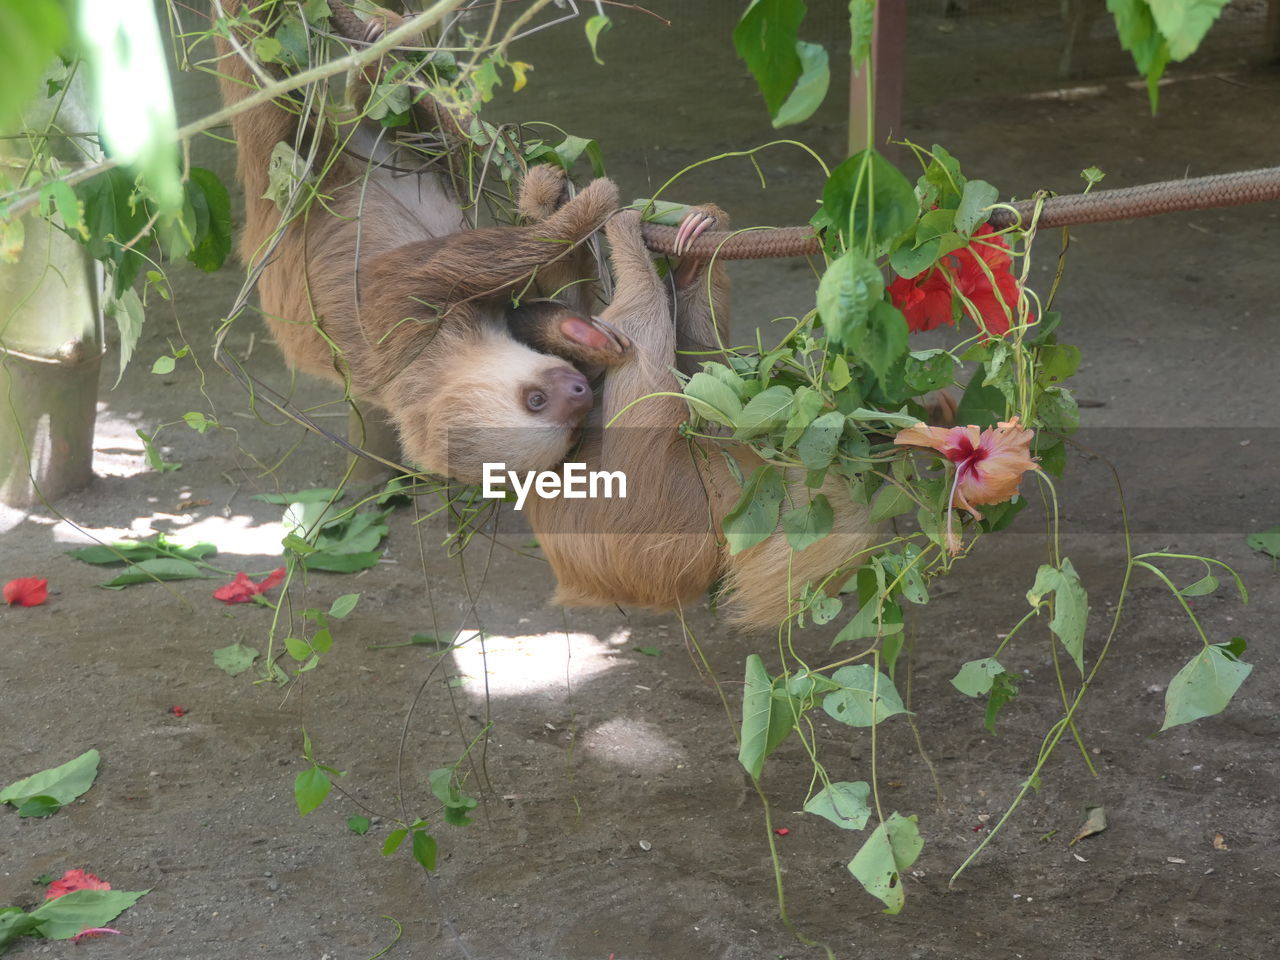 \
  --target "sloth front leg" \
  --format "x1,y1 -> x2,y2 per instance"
506,300 -> 631,376
669,205 -> 732,374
